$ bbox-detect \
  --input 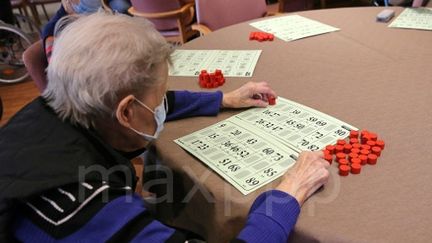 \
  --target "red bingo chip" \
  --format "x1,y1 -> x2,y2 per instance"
351,163 -> 361,174
339,165 -> 350,176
